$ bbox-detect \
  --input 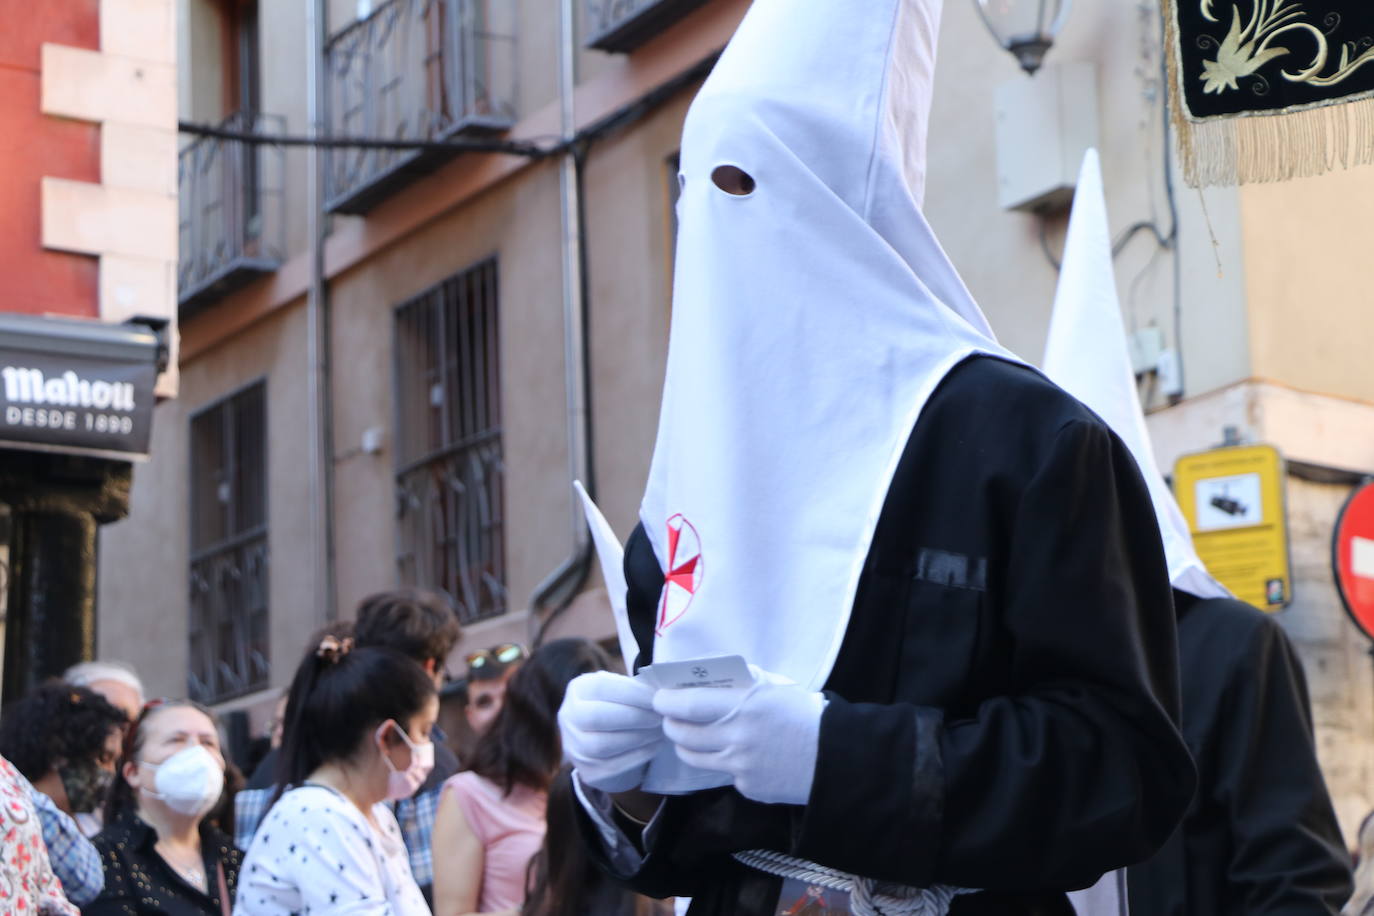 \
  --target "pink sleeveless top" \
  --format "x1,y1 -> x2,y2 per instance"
443,771 -> 547,911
